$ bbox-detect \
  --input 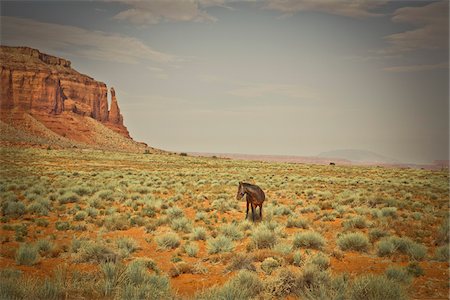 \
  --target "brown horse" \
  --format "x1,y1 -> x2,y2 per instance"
236,182 -> 265,221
